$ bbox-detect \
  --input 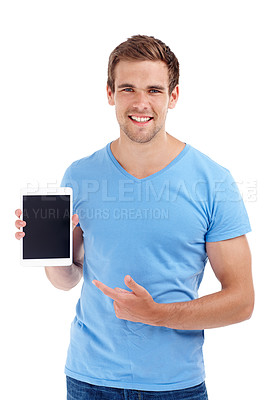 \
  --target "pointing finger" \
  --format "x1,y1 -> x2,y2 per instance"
115,288 -> 130,294
93,280 -> 119,301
